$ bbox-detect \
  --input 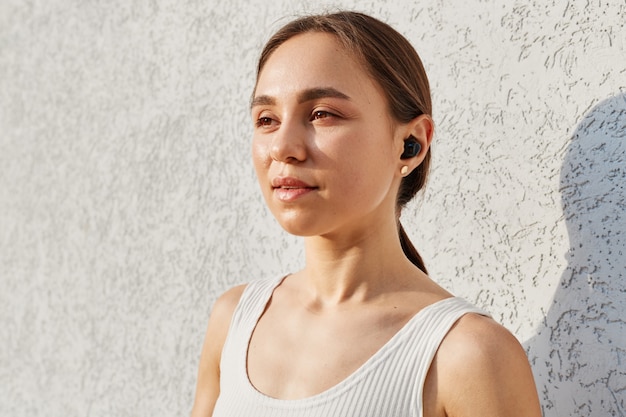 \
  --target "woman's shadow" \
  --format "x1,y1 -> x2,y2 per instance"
524,93 -> 626,417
